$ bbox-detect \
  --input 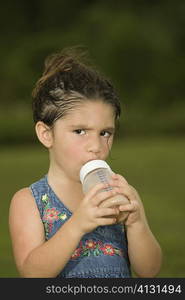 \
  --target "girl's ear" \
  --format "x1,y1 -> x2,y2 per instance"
35,121 -> 53,148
